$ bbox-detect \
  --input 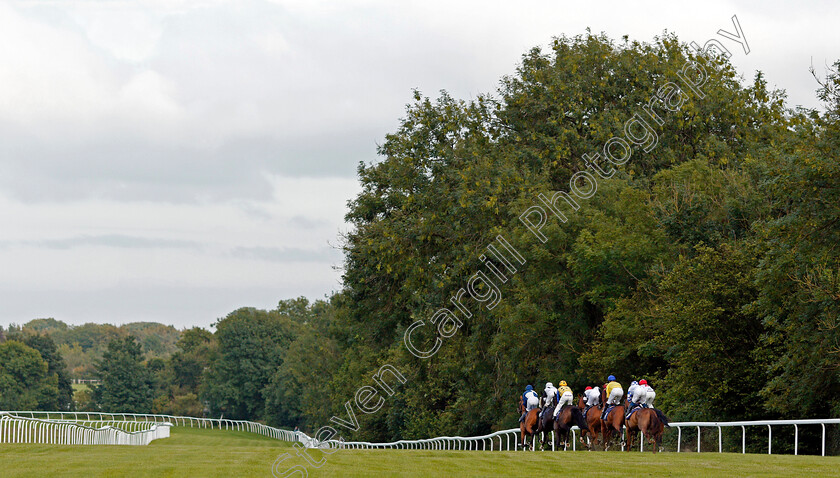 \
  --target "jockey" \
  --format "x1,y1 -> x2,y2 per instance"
584,385 -> 600,407
544,382 -> 560,410
520,384 -> 540,422
553,381 -> 574,418
601,375 -> 623,420
627,380 -> 639,403
626,379 -> 647,418
640,379 -> 656,408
